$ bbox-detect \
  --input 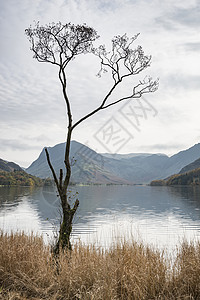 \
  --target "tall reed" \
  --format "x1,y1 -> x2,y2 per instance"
0,231 -> 200,299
